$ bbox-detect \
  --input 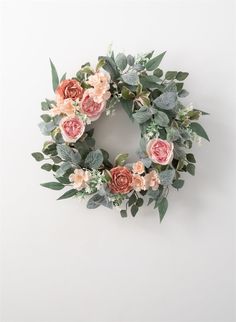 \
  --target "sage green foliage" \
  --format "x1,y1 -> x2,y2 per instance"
33,51 -> 209,222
